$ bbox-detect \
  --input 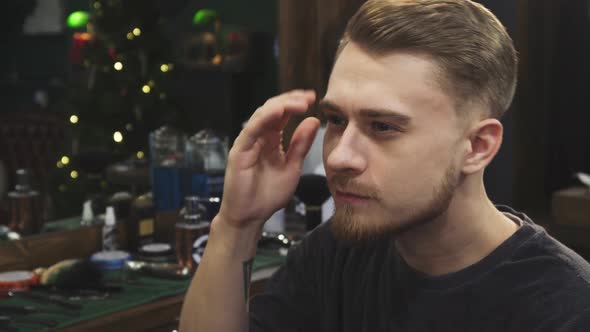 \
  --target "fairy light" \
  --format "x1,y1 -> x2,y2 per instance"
69,115 -> 79,124
113,131 -> 123,143
114,62 -> 123,71
136,151 -> 145,159
142,85 -> 151,94
132,27 -> 141,36
70,170 -> 79,179
61,156 -> 70,165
